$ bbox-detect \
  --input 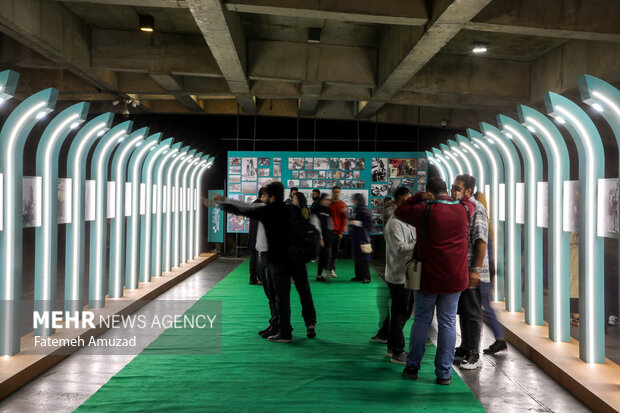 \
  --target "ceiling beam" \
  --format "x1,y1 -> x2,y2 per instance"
150,72 -> 204,112
54,0 -> 187,6
185,0 -> 256,114
0,0 -> 123,95
223,0 -> 428,26
356,0 -> 493,118
298,81 -> 321,116
468,0 -> 620,43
